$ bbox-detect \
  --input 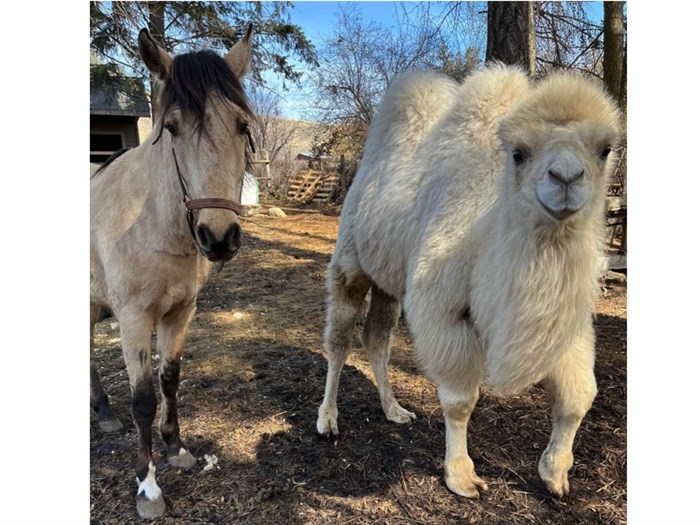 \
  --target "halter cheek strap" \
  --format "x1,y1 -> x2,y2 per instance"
171,147 -> 242,245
